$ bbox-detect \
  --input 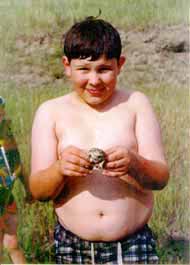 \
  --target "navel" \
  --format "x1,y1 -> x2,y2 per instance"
99,211 -> 104,218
